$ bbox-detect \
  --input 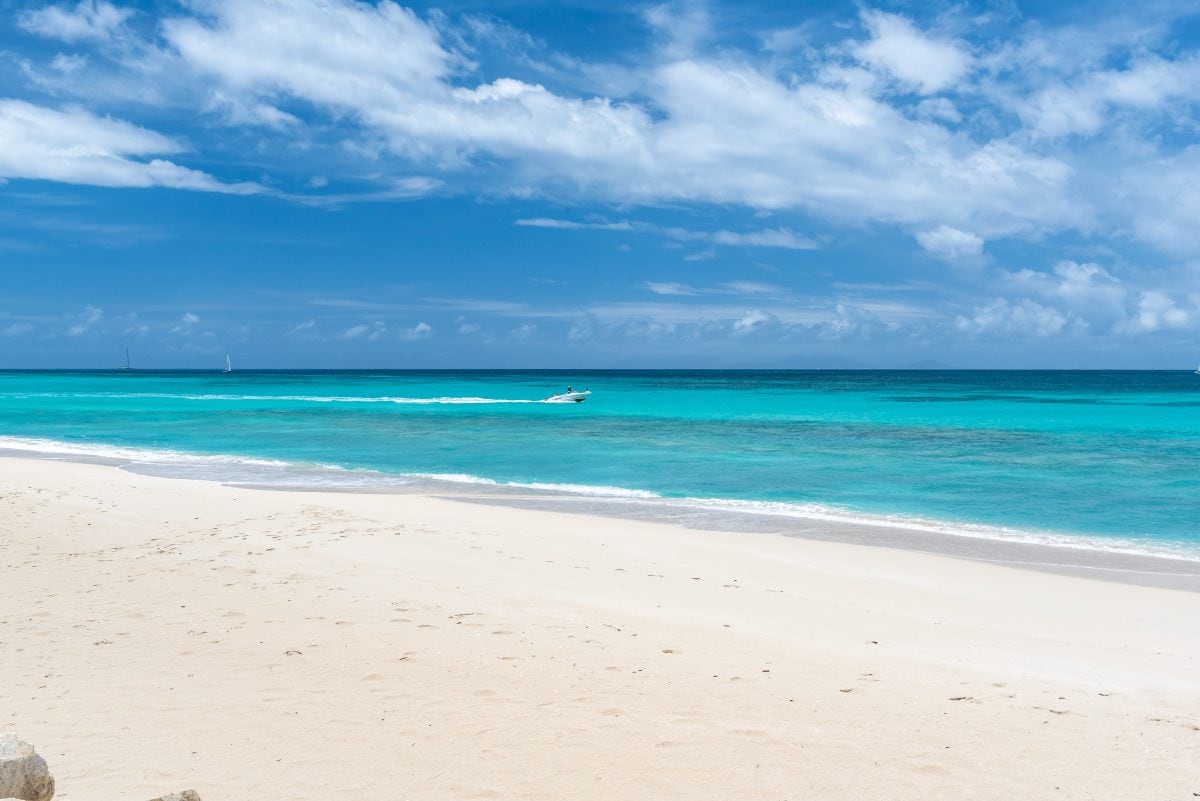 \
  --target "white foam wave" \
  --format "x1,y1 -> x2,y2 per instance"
404,472 -> 661,499
2,435 -> 1194,563
0,435 -> 413,489
402,471 -> 1199,561
662,496 -> 1200,562
0,435 -> 290,467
